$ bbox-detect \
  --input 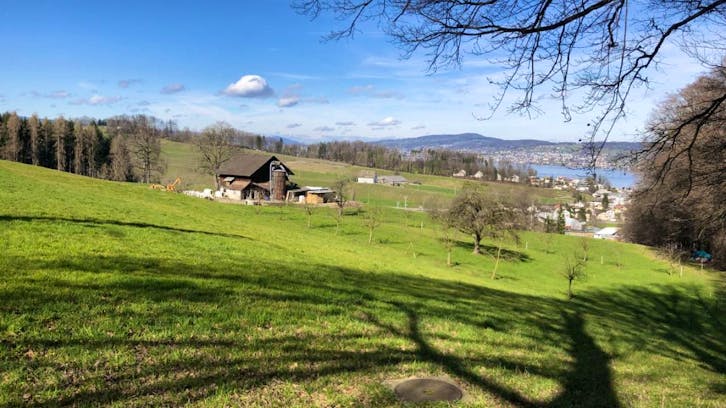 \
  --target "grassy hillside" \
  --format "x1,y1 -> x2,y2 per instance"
1,160 -> 724,407
160,139 -> 572,207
